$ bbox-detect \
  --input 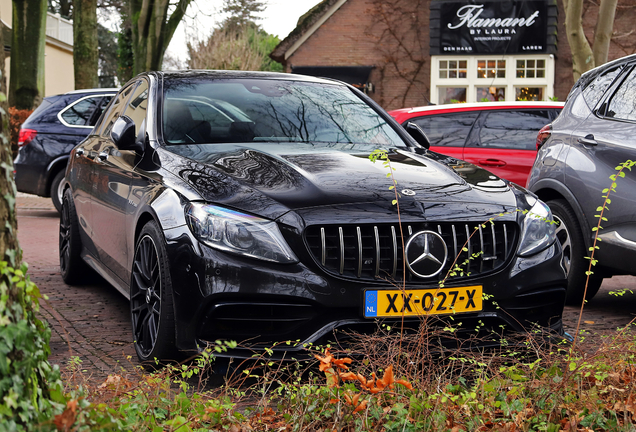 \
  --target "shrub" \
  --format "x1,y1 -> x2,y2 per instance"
0,262 -> 64,430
